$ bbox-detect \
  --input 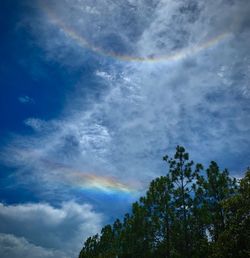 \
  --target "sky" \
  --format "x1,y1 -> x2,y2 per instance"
0,0 -> 250,257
